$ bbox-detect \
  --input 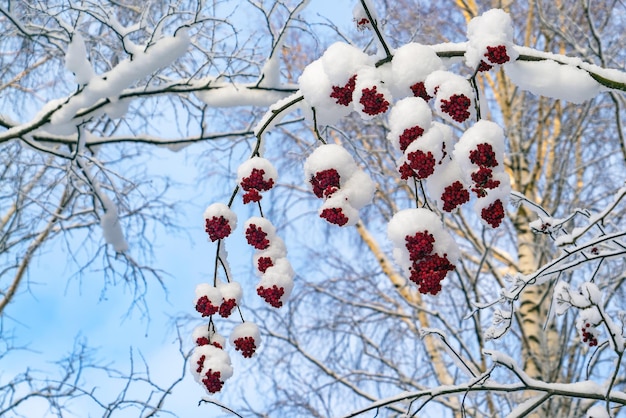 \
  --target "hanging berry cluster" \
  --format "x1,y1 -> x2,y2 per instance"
191,157 -> 292,395
192,5 -> 524,395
